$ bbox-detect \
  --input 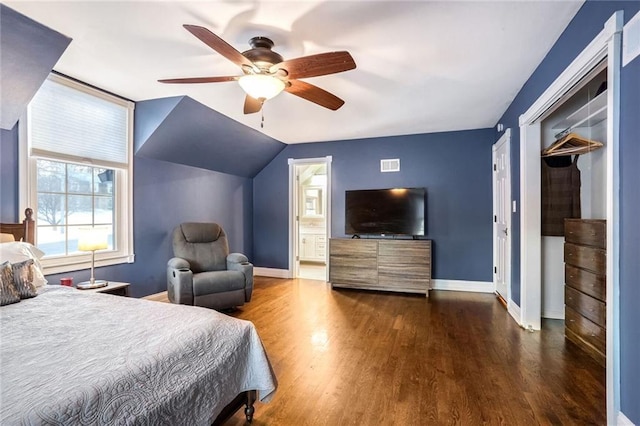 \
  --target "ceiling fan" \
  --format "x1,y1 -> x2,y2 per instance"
158,25 -> 357,114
